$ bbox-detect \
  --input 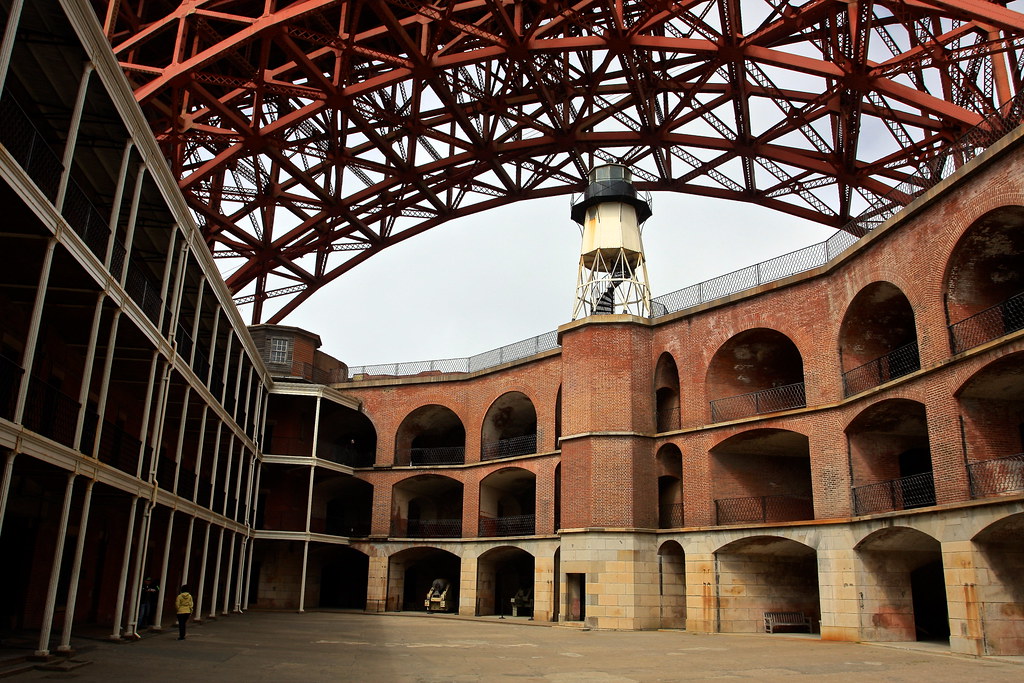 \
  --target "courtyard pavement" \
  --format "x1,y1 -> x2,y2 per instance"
12,611 -> 1024,682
